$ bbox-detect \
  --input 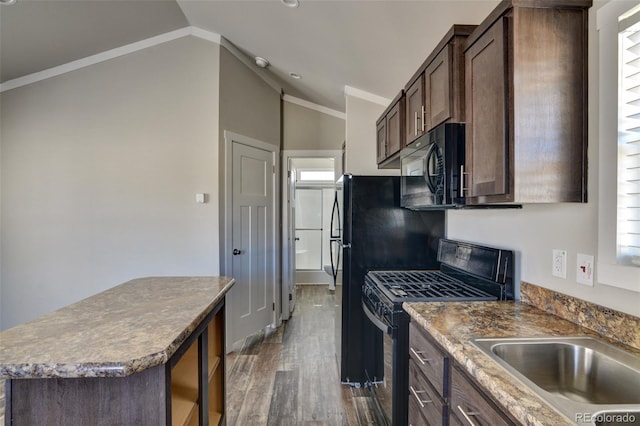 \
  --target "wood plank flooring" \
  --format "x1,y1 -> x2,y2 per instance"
226,285 -> 379,426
